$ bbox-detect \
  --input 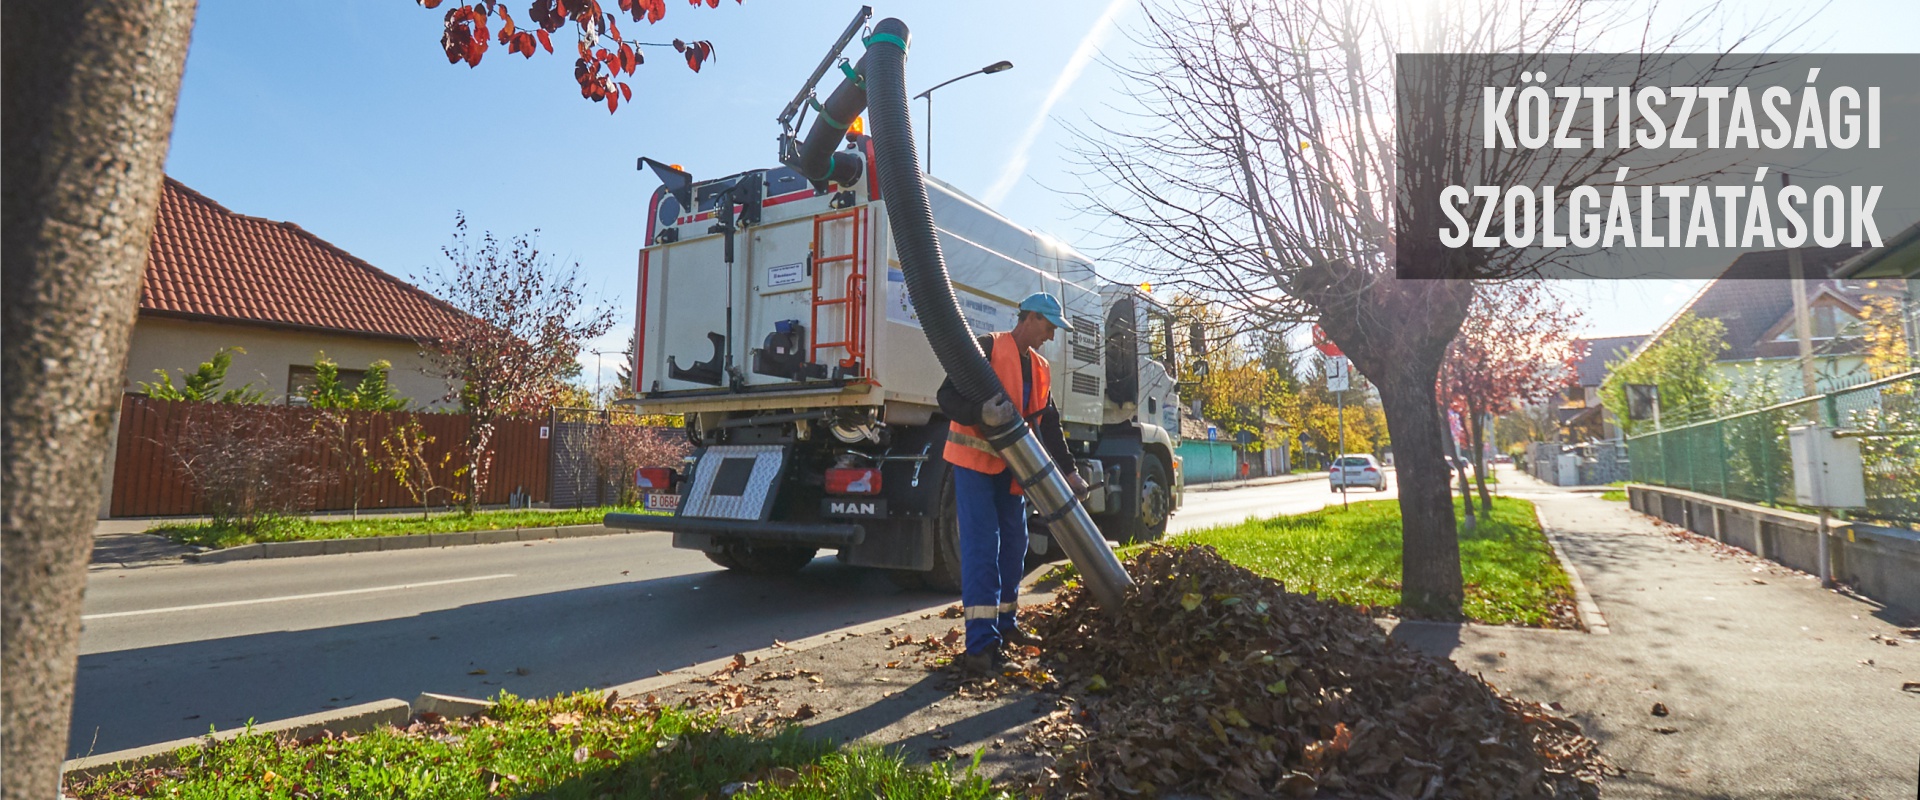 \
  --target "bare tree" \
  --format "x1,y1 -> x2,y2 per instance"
418,215 -> 616,513
1069,0 -> 1771,615
2,1 -> 198,794
166,404 -> 323,540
